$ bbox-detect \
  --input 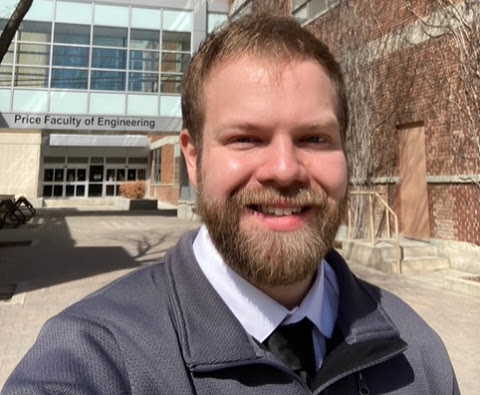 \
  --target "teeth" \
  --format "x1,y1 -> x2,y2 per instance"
258,206 -> 302,216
